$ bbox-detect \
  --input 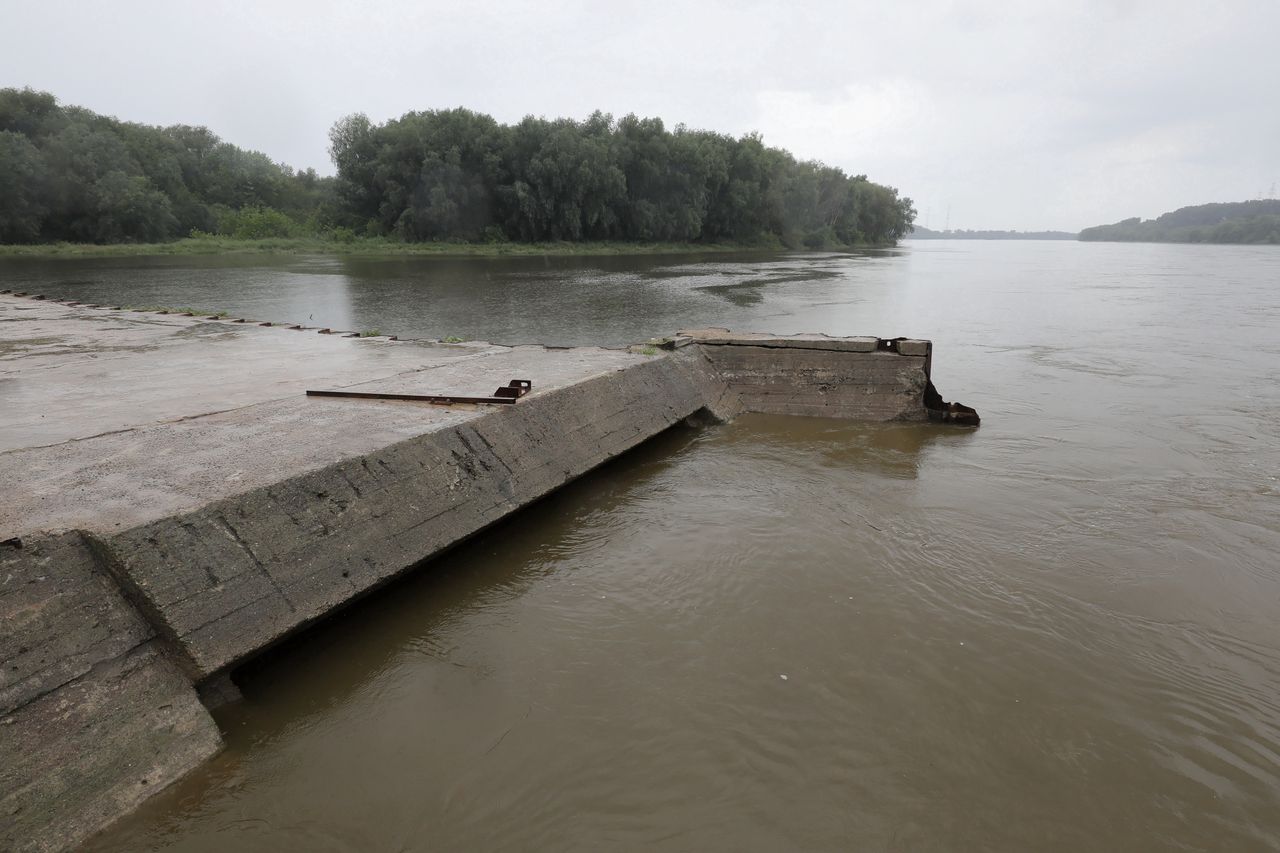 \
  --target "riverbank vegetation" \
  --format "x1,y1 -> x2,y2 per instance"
0,88 -> 915,253
1079,200 -> 1280,244
0,235 -> 762,258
